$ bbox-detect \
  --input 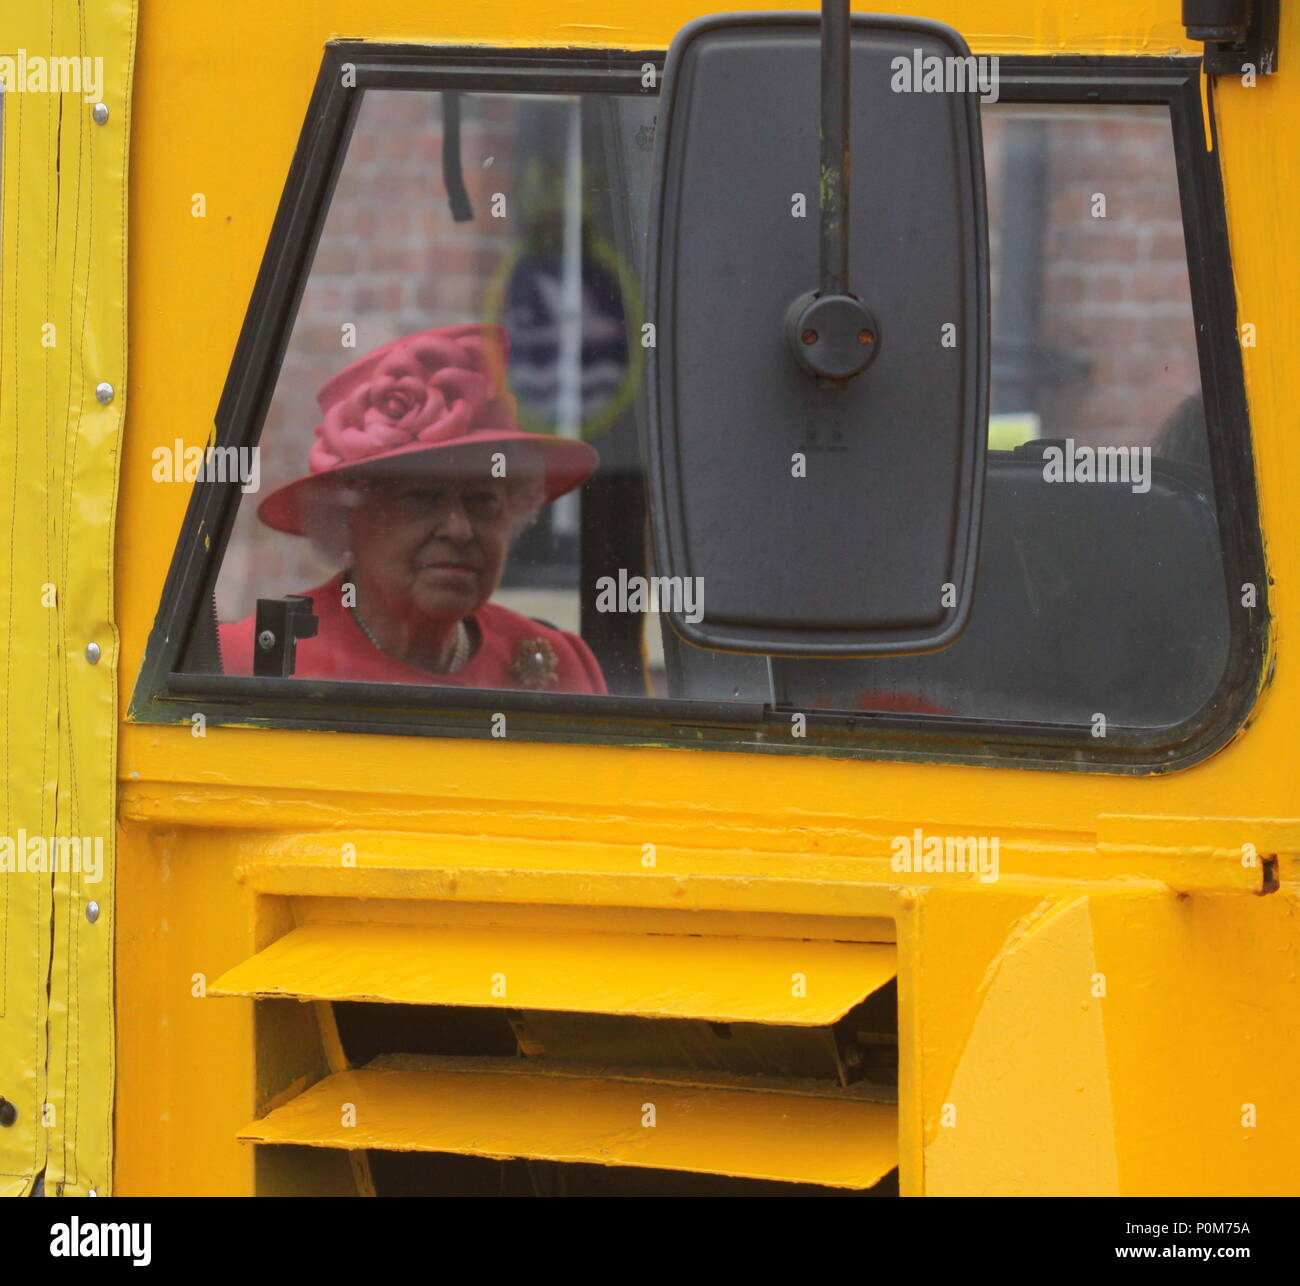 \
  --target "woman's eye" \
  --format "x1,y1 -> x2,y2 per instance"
400,489 -> 440,509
